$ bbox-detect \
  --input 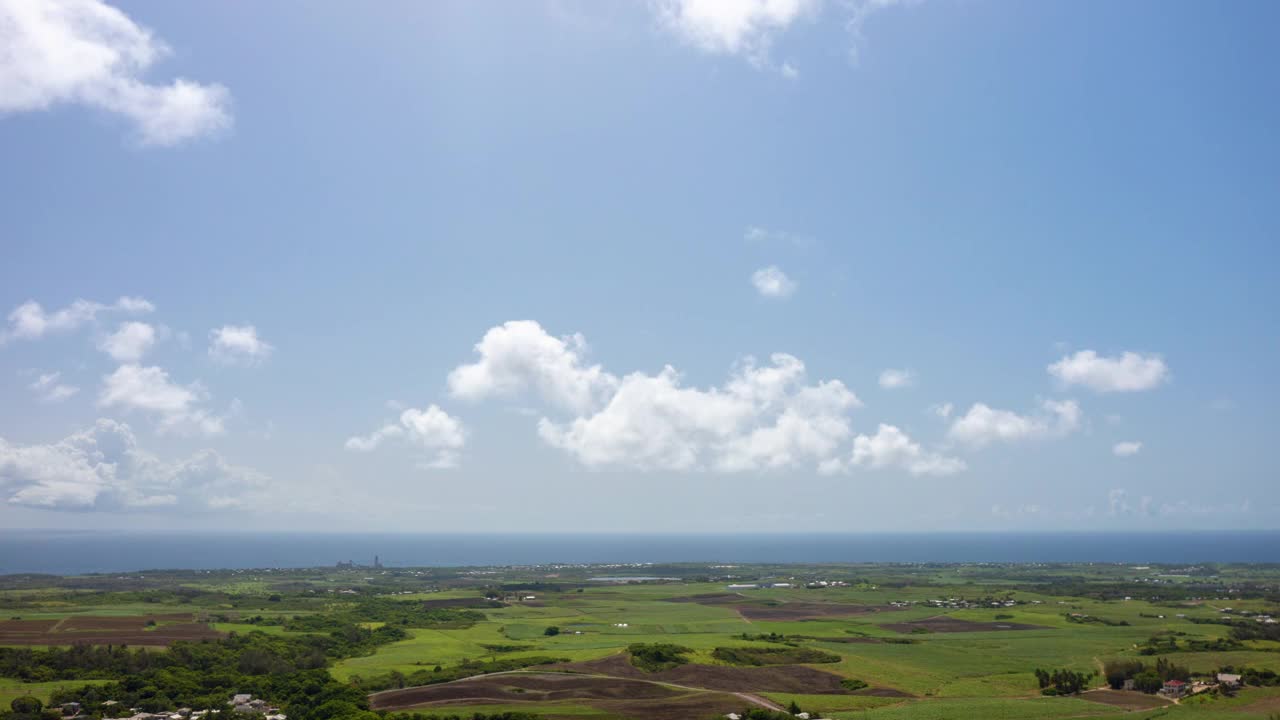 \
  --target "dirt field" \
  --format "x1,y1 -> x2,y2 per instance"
1078,689 -> 1172,710
58,613 -> 196,631
879,616 -> 1048,633
0,615 -> 221,646
665,593 -> 883,621
0,619 -> 60,634
735,601 -> 882,621
550,652 -> 905,696
371,672 -> 758,720
663,593 -> 744,604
